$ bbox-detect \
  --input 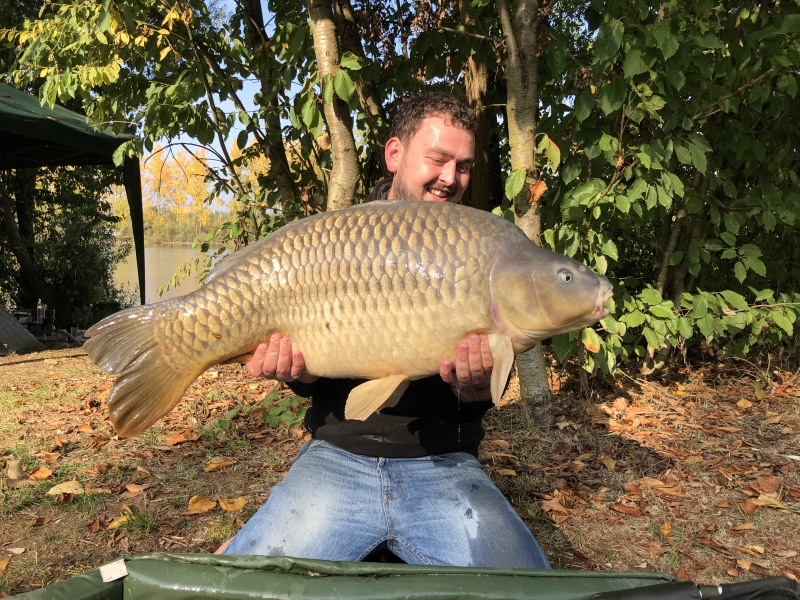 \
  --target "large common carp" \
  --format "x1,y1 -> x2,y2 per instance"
86,201 -> 612,436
